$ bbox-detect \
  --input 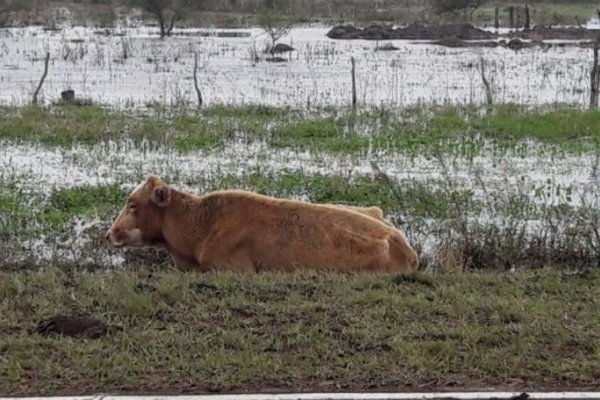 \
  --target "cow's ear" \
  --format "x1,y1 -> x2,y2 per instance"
151,185 -> 171,207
